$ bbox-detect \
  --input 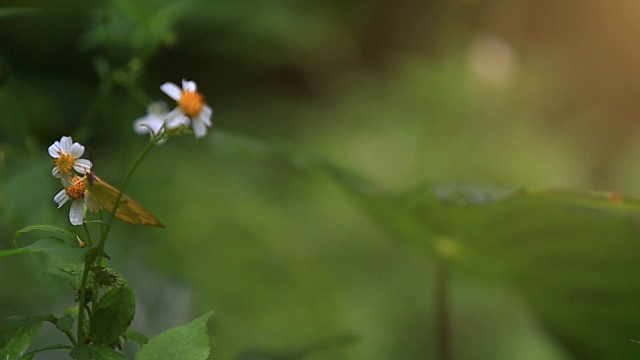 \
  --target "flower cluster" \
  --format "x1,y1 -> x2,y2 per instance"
51,79 -> 213,226
134,79 -> 213,139
49,136 -> 97,225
